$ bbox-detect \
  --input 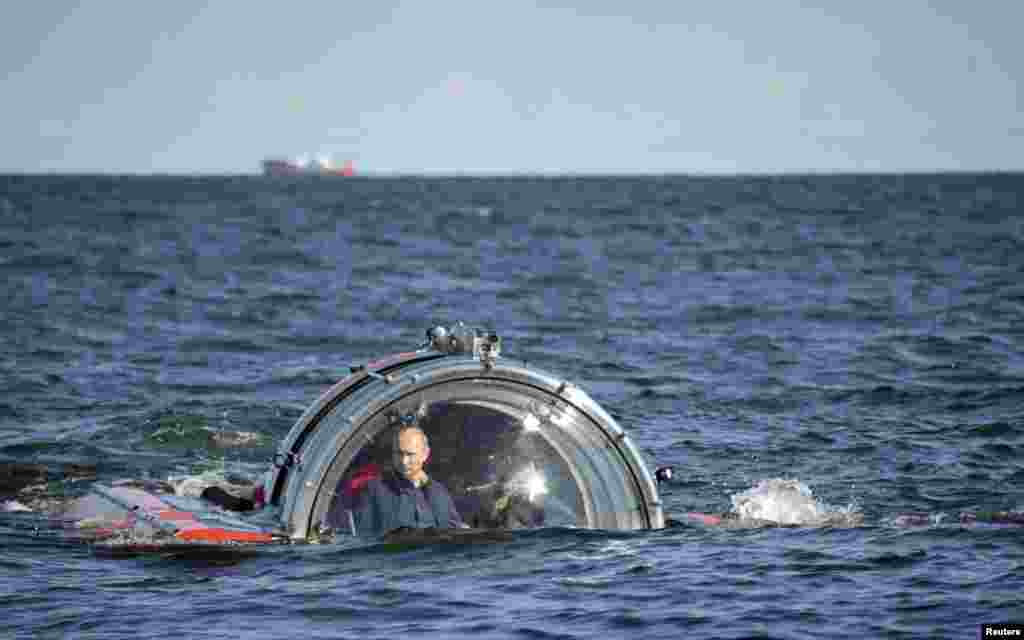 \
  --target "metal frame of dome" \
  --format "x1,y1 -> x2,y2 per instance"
266,325 -> 665,539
